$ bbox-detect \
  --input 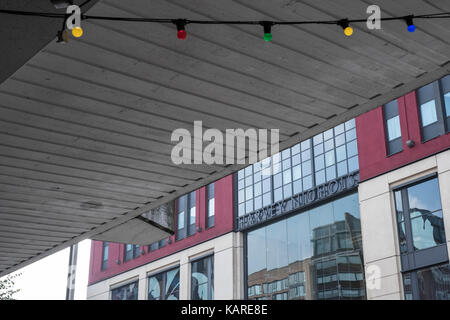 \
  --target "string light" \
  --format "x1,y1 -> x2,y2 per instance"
260,21 -> 274,42
1,8 -> 450,42
174,19 -> 187,40
72,26 -> 83,37
405,15 -> 416,32
338,19 -> 353,36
